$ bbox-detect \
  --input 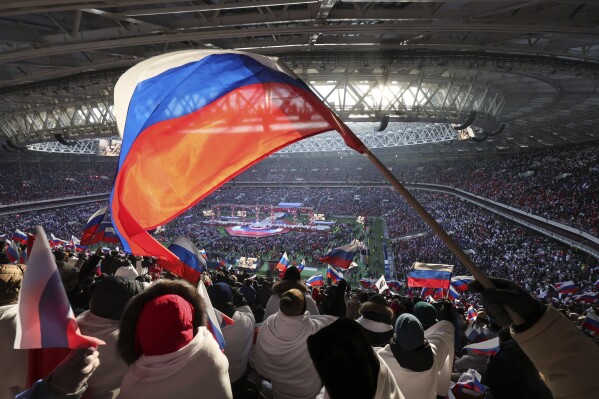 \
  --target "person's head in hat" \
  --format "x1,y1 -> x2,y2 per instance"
272,266 -> 309,297
359,294 -> 393,325
118,280 -> 206,364
208,282 -> 235,318
394,313 -> 426,352
90,275 -> 145,320
282,266 -> 301,281
413,301 -> 438,330
279,288 -> 306,317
